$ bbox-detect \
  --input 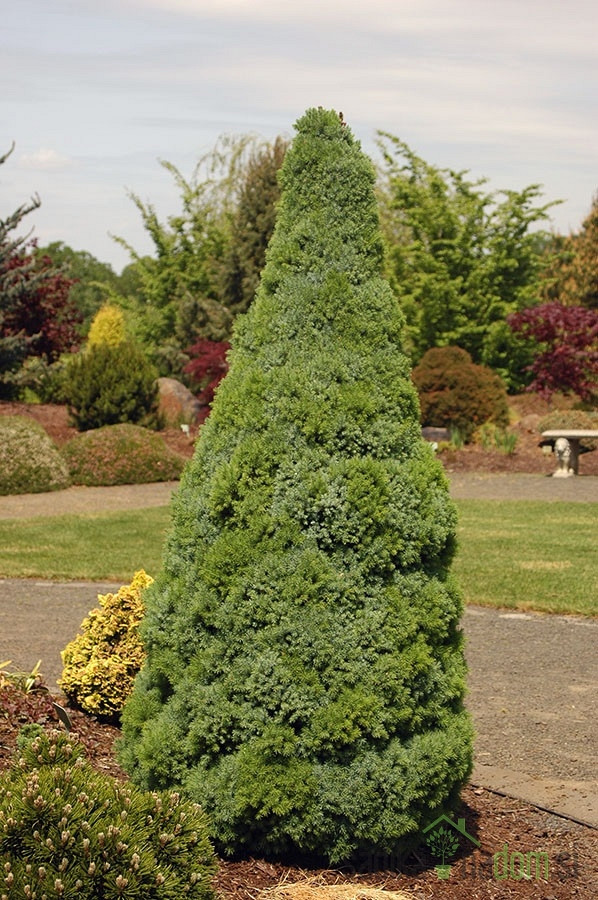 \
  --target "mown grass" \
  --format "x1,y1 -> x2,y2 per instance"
0,500 -> 595,616
454,500 -> 597,617
0,507 -> 171,582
